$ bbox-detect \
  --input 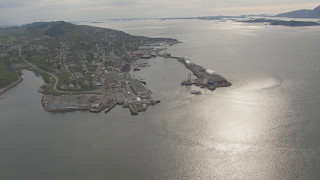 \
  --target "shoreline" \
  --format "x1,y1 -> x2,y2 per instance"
0,71 -> 23,96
